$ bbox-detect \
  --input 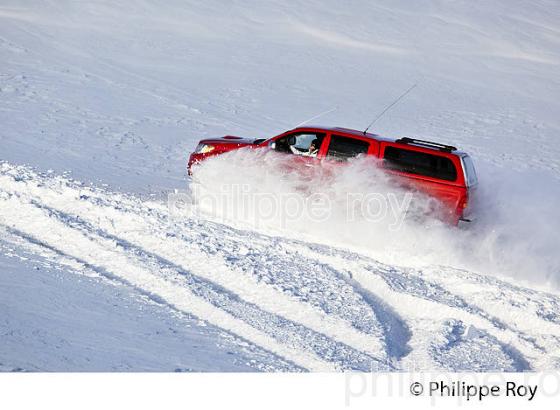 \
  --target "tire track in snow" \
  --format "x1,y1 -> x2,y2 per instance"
0,164 -> 388,363
425,266 -> 560,331
0,196 -> 336,371
0,227 -> 301,372
20,204 -> 388,370
290,243 -> 556,370
0,164 -> 393,370
430,319 -> 530,372
65,189 -> 385,342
